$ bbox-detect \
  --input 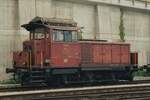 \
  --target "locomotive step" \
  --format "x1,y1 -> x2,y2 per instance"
30,76 -> 45,80
31,71 -> 44,74
30,68 -> 44,71
30,80 -> 45,83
